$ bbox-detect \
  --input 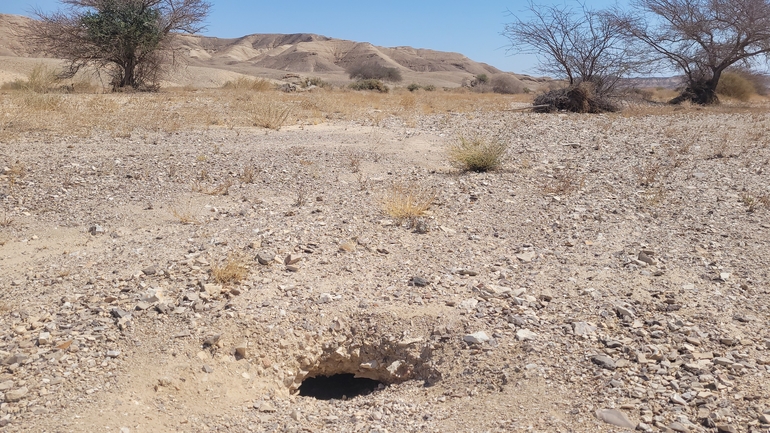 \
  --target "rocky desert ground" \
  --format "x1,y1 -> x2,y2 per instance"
0,86 -> 769,433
